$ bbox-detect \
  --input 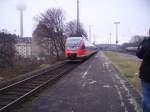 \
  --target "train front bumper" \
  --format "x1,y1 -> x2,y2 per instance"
65,49 -> 86,59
